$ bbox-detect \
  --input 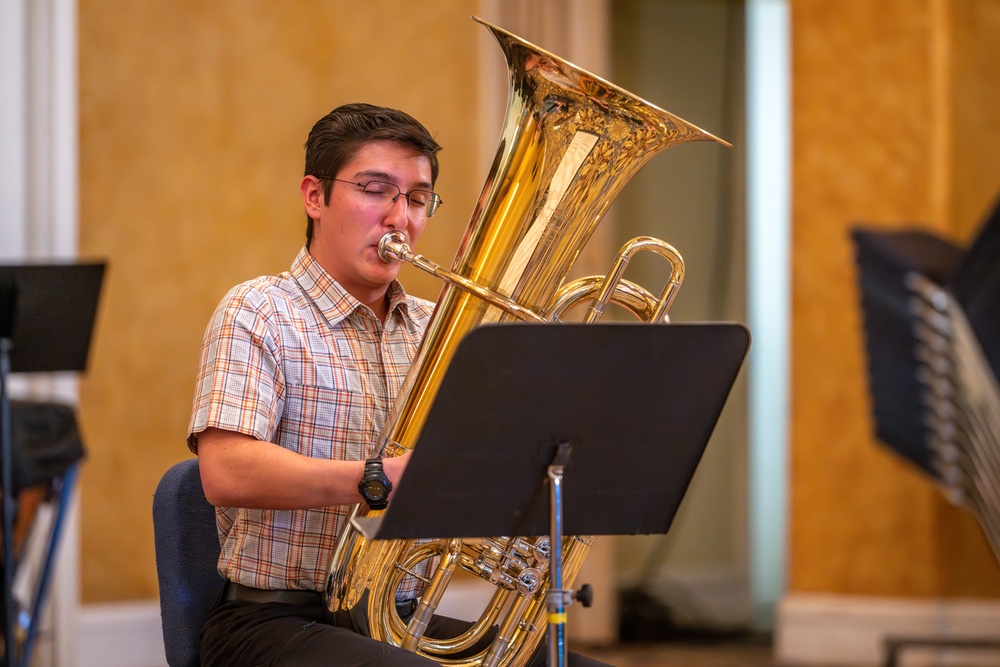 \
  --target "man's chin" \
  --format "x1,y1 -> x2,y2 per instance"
364,263 -> 402,286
